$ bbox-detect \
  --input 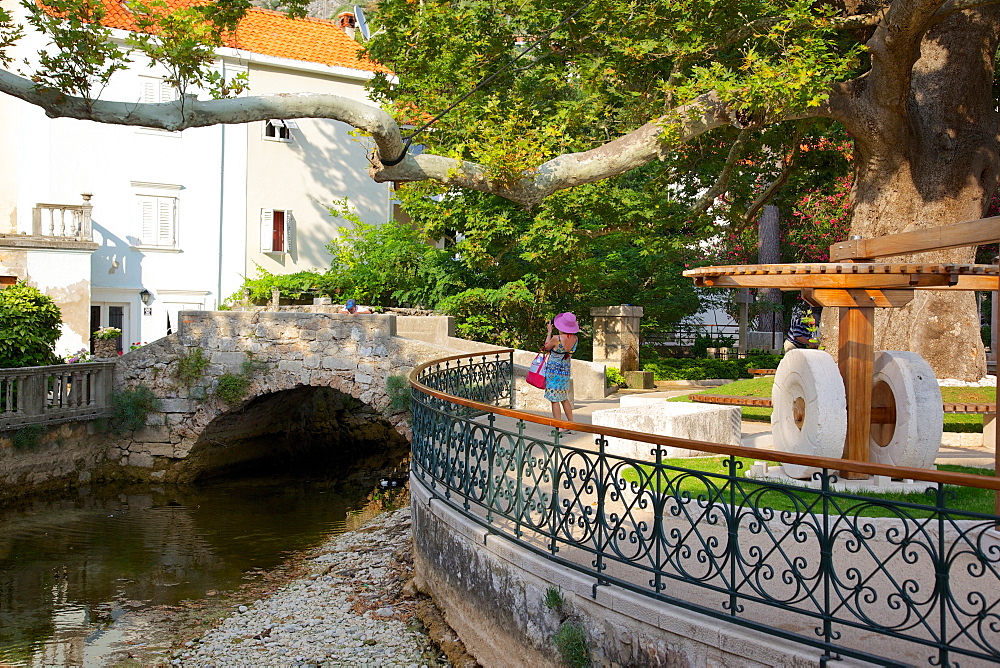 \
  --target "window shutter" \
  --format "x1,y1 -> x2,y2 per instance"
141,79 -> 157,104
260,209 -> 274,252
139,197 -> 155,244
284,211 -> 293,253
157,198 -> 175,246
160,80 -> 176,102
